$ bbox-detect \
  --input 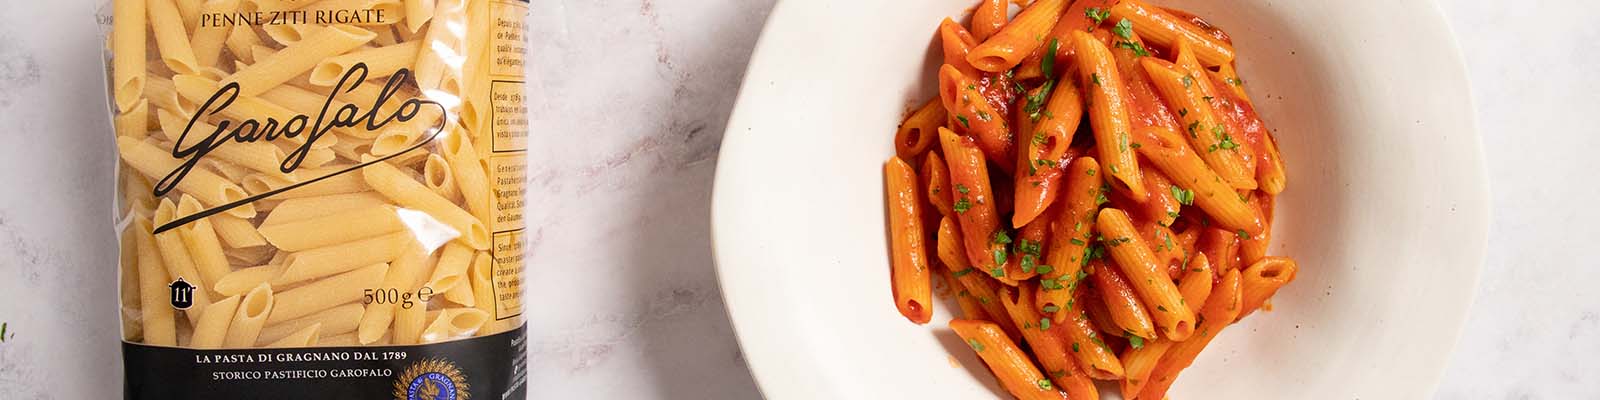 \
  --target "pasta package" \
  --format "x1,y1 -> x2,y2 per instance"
100,0 -> 530,398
